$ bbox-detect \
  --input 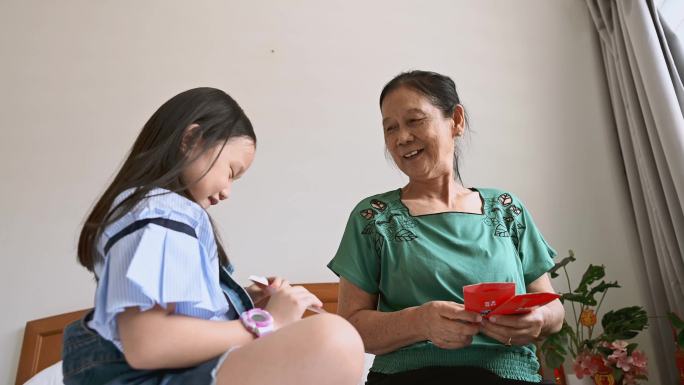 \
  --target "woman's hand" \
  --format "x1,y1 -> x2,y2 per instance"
418,301 -> 482,349
482,273 -> 564,346
481,308 -> 545,346
245,277 -> 289,308
265,285 -> 323,329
